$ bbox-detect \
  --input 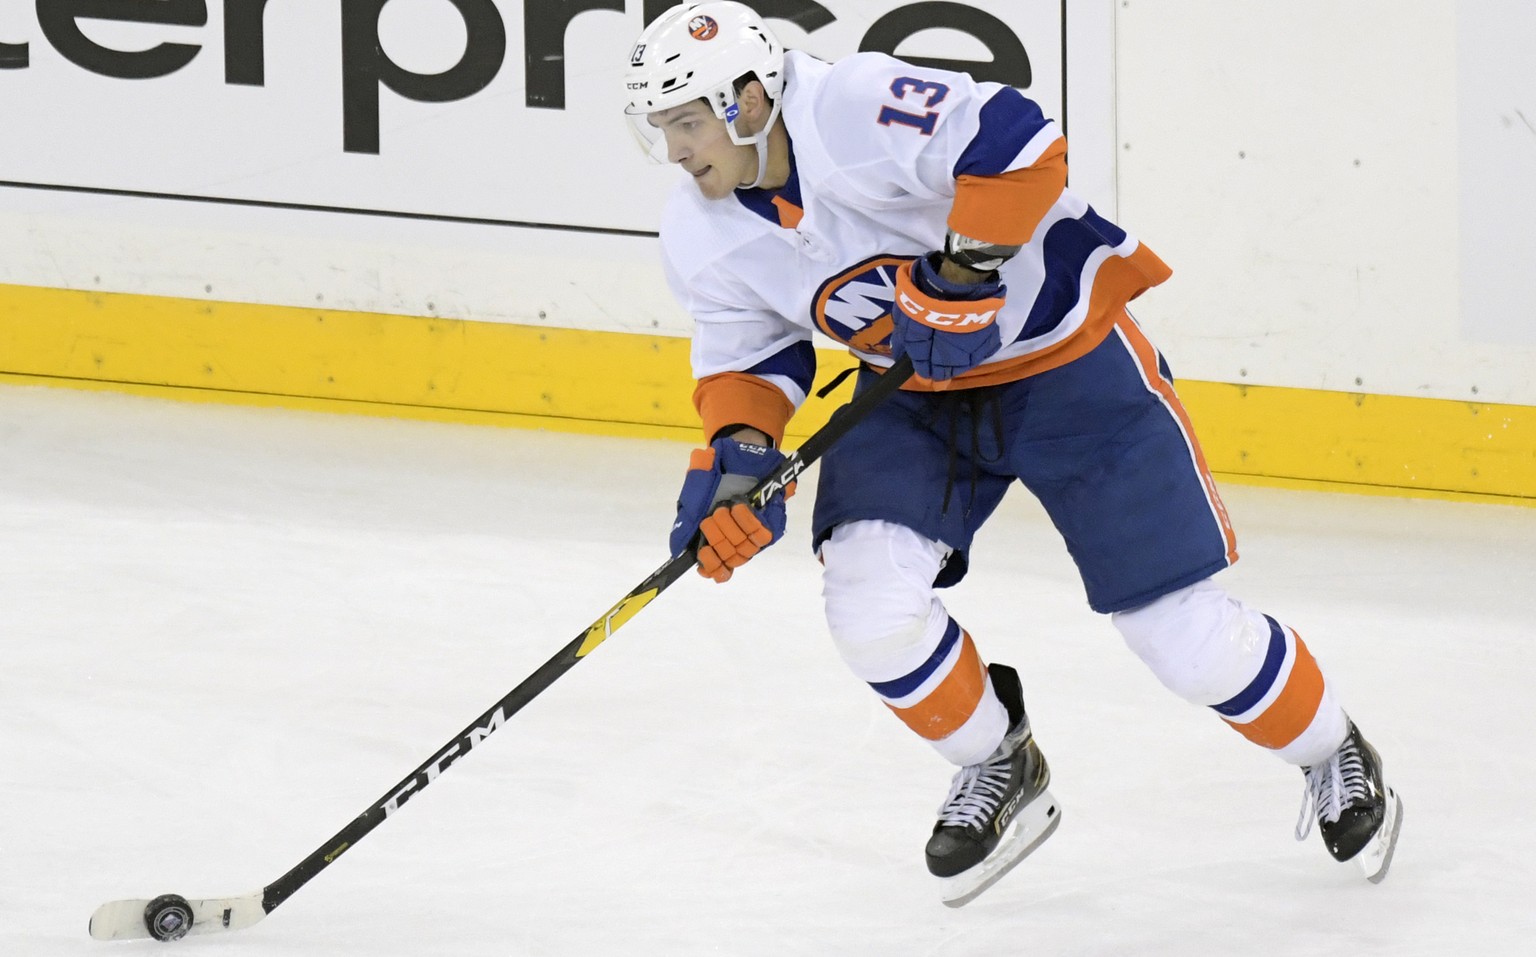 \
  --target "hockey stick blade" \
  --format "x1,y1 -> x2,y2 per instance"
86,357 -> 914,941
89,893 -> 265,941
